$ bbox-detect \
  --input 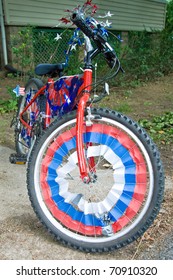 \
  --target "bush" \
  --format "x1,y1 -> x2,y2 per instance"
10,1 -> 173,83
10,27 -> 35,78
117,0 -> 173,82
